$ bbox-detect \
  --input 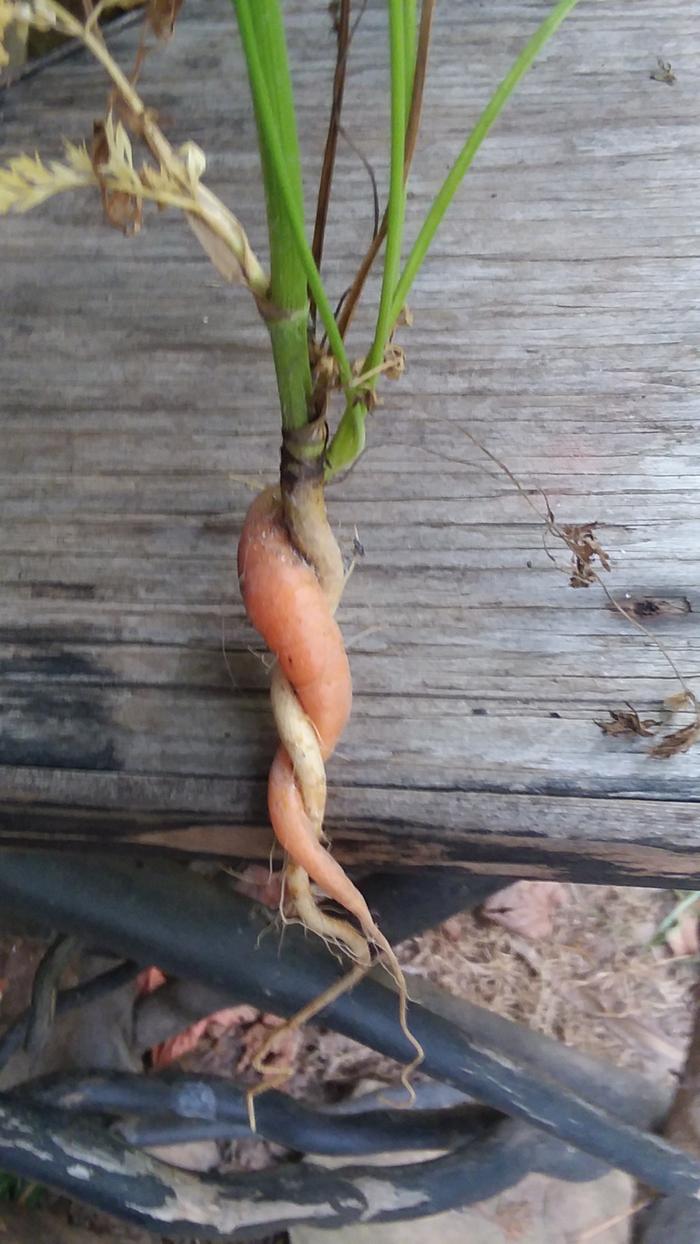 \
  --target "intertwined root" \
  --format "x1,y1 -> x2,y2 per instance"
238,485 -> 422,1101
238,486 -> 373,949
